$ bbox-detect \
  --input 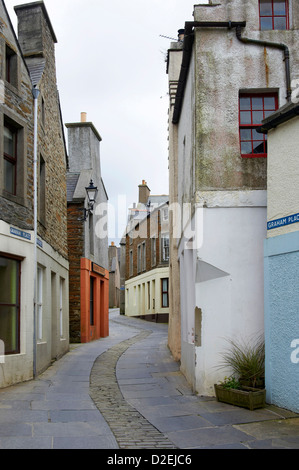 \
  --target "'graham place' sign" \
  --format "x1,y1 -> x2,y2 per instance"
268,213 -> 299,231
